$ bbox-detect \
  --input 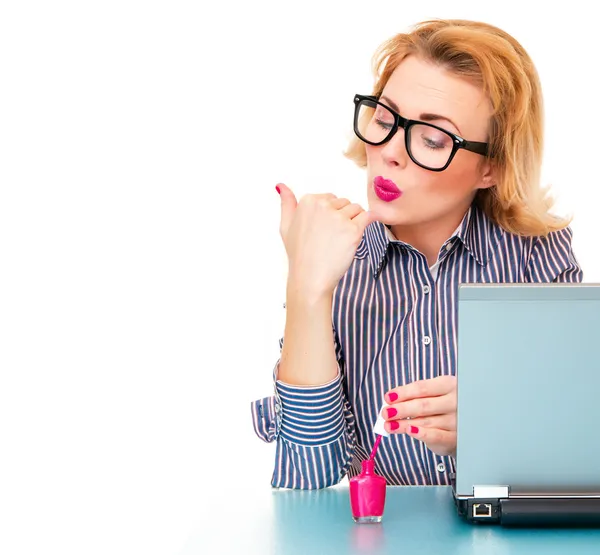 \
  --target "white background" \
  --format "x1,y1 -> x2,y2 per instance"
1,1 -> 598,554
